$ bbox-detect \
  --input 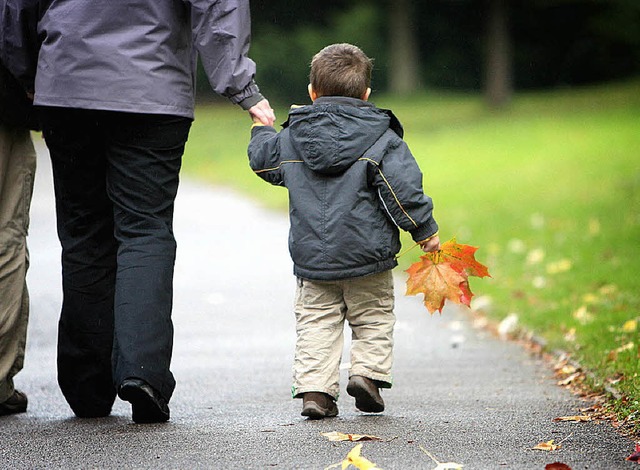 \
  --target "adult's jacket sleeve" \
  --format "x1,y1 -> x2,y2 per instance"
371,138 -> 439,243
248,125 -> 284,186
0,0 -> 41,93
189,0 -> 262,110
